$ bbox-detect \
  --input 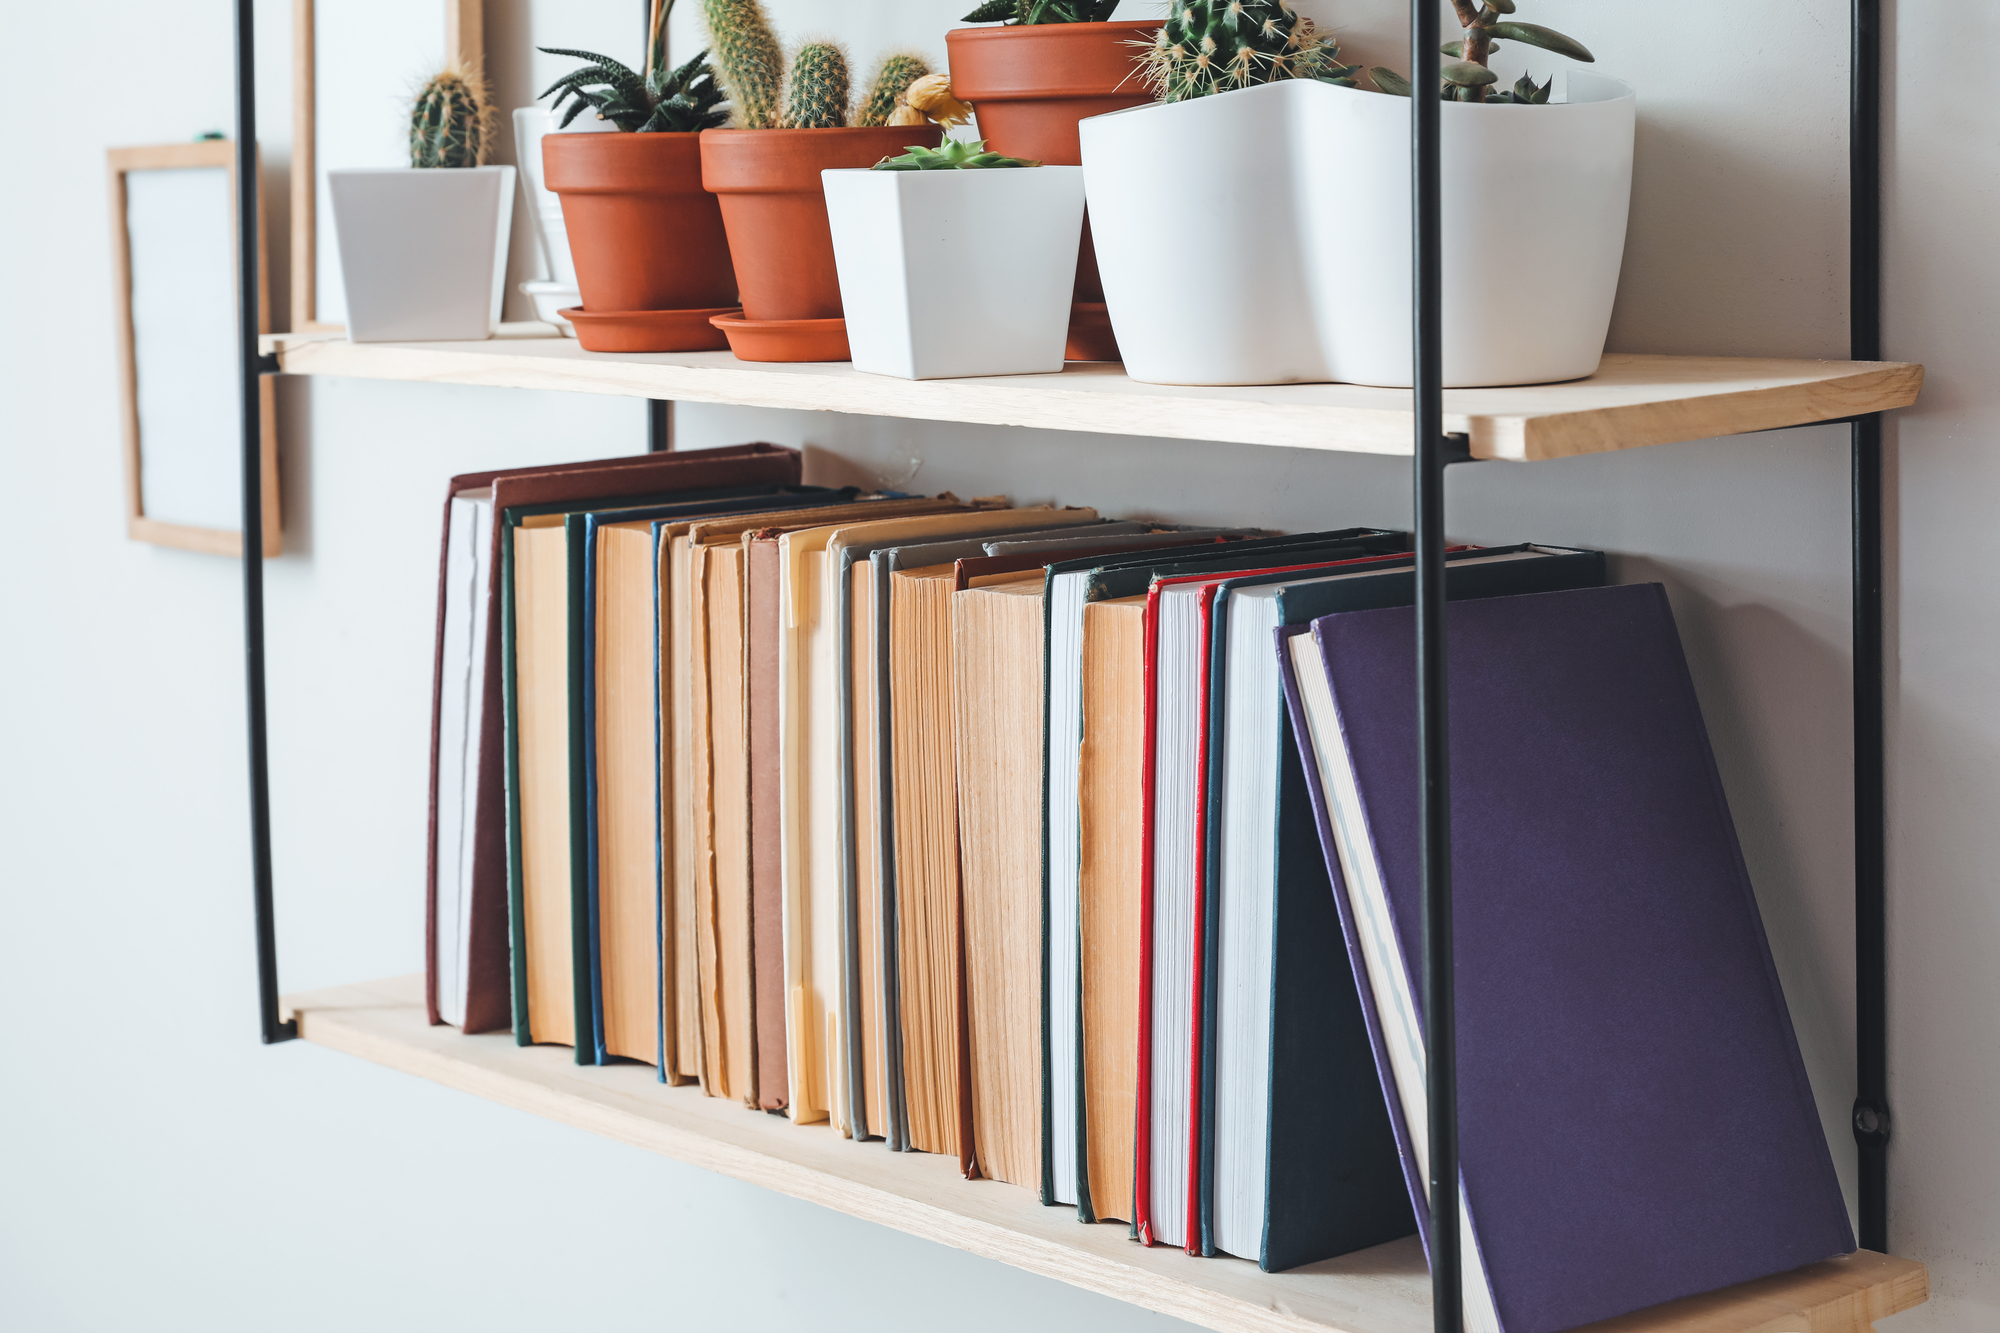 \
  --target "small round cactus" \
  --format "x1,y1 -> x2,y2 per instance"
856,51 -> 932,128
782,40 -> 851,129
701,0 -> 786,128
409,65 -> 491,168
1137,0 -> 1358,104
